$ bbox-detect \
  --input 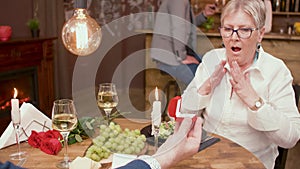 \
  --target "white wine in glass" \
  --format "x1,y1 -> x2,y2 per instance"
52,99 -> 78,169
97,83 -> 119,124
